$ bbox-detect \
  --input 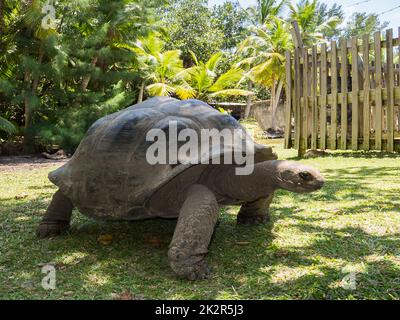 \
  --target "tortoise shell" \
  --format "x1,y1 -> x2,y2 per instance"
49,97 -> 277,219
